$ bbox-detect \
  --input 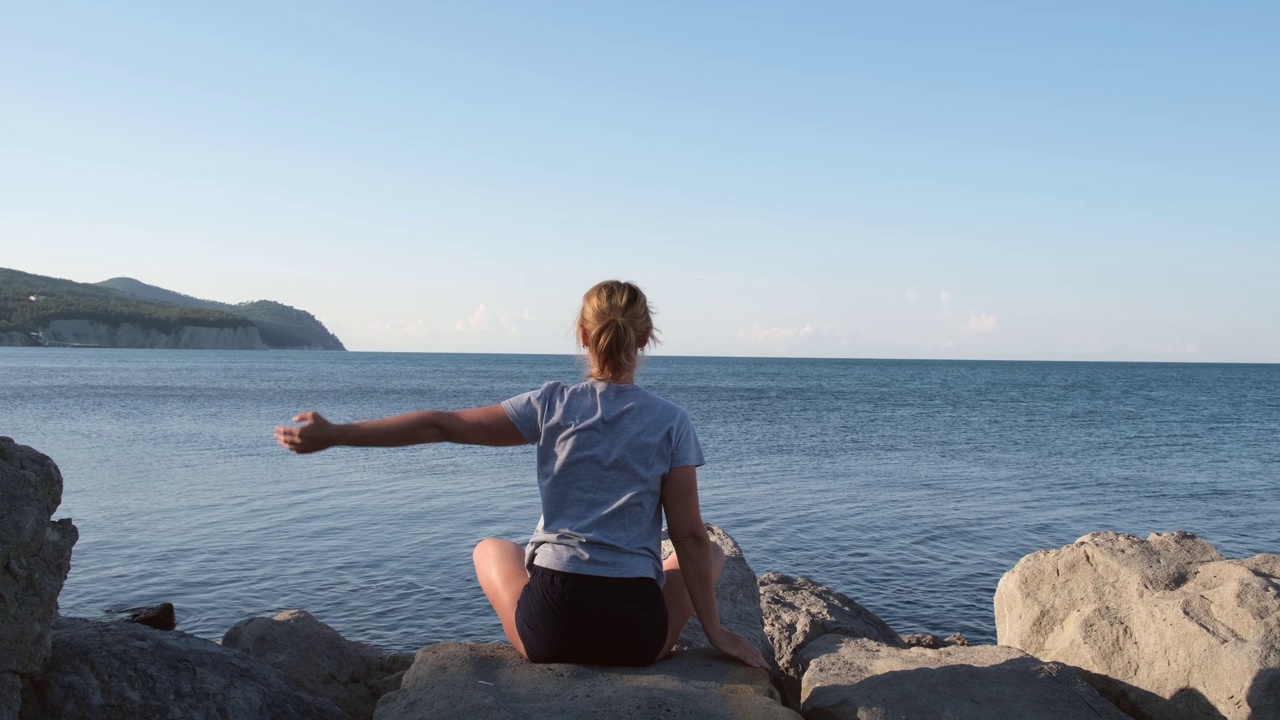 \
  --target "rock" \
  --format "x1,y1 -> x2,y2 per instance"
2,675 -> 20,720
661,524 -> 773,662
104,602 -> 177,630
758,572 -> 902,707
799,636 -> 1131,720
995,531 -> 1280,720
373,642 -> 800,720
20,616 -> 347,720
0,438 -> 77,717
222,609 -> 409,720
901,632 -> 968,649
